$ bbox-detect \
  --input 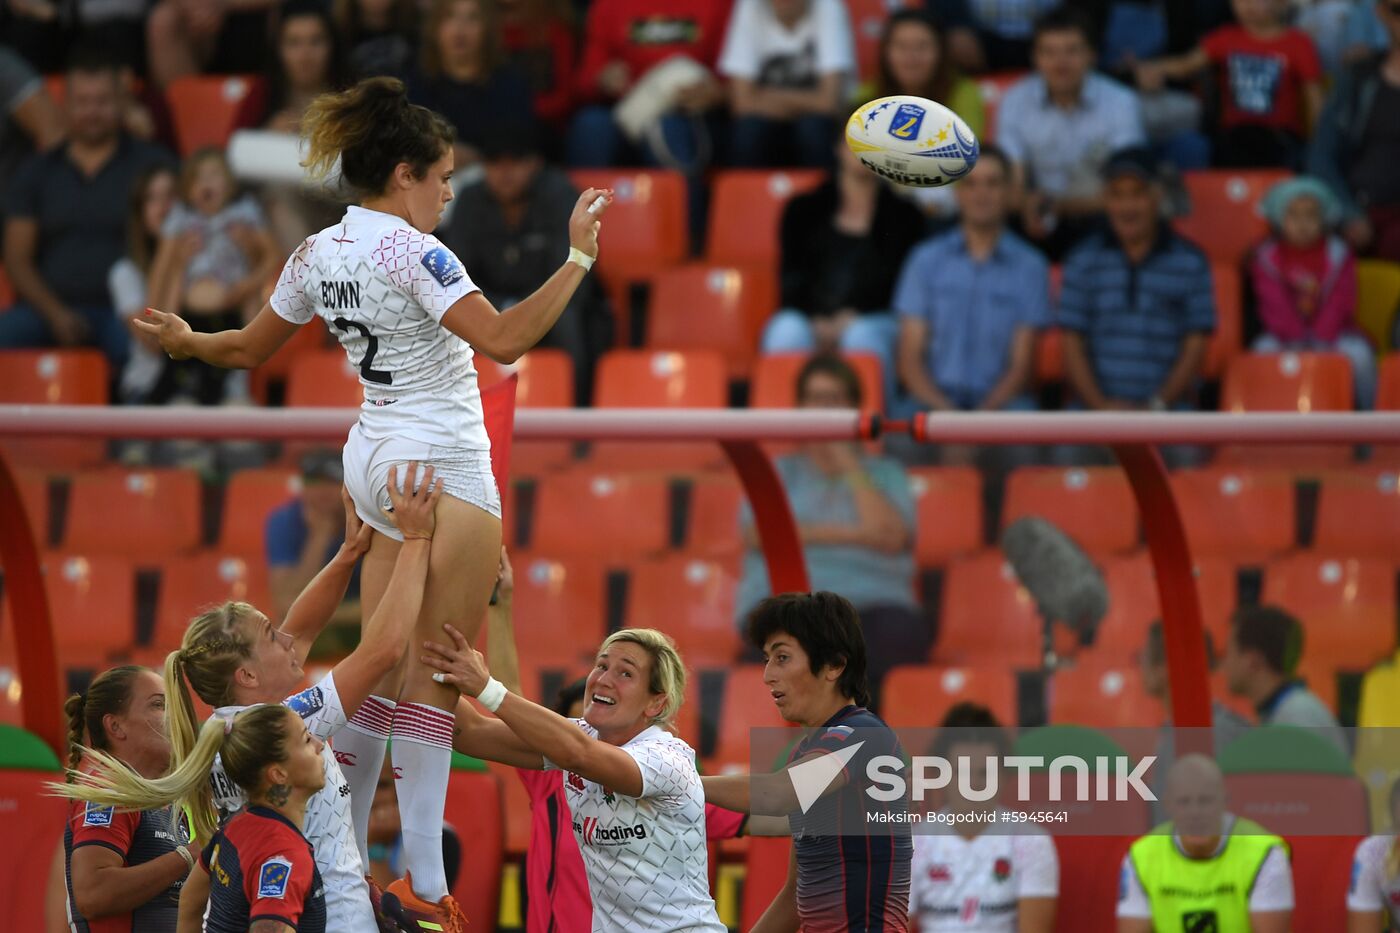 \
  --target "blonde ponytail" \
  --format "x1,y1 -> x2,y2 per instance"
51,705 -> 298,844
